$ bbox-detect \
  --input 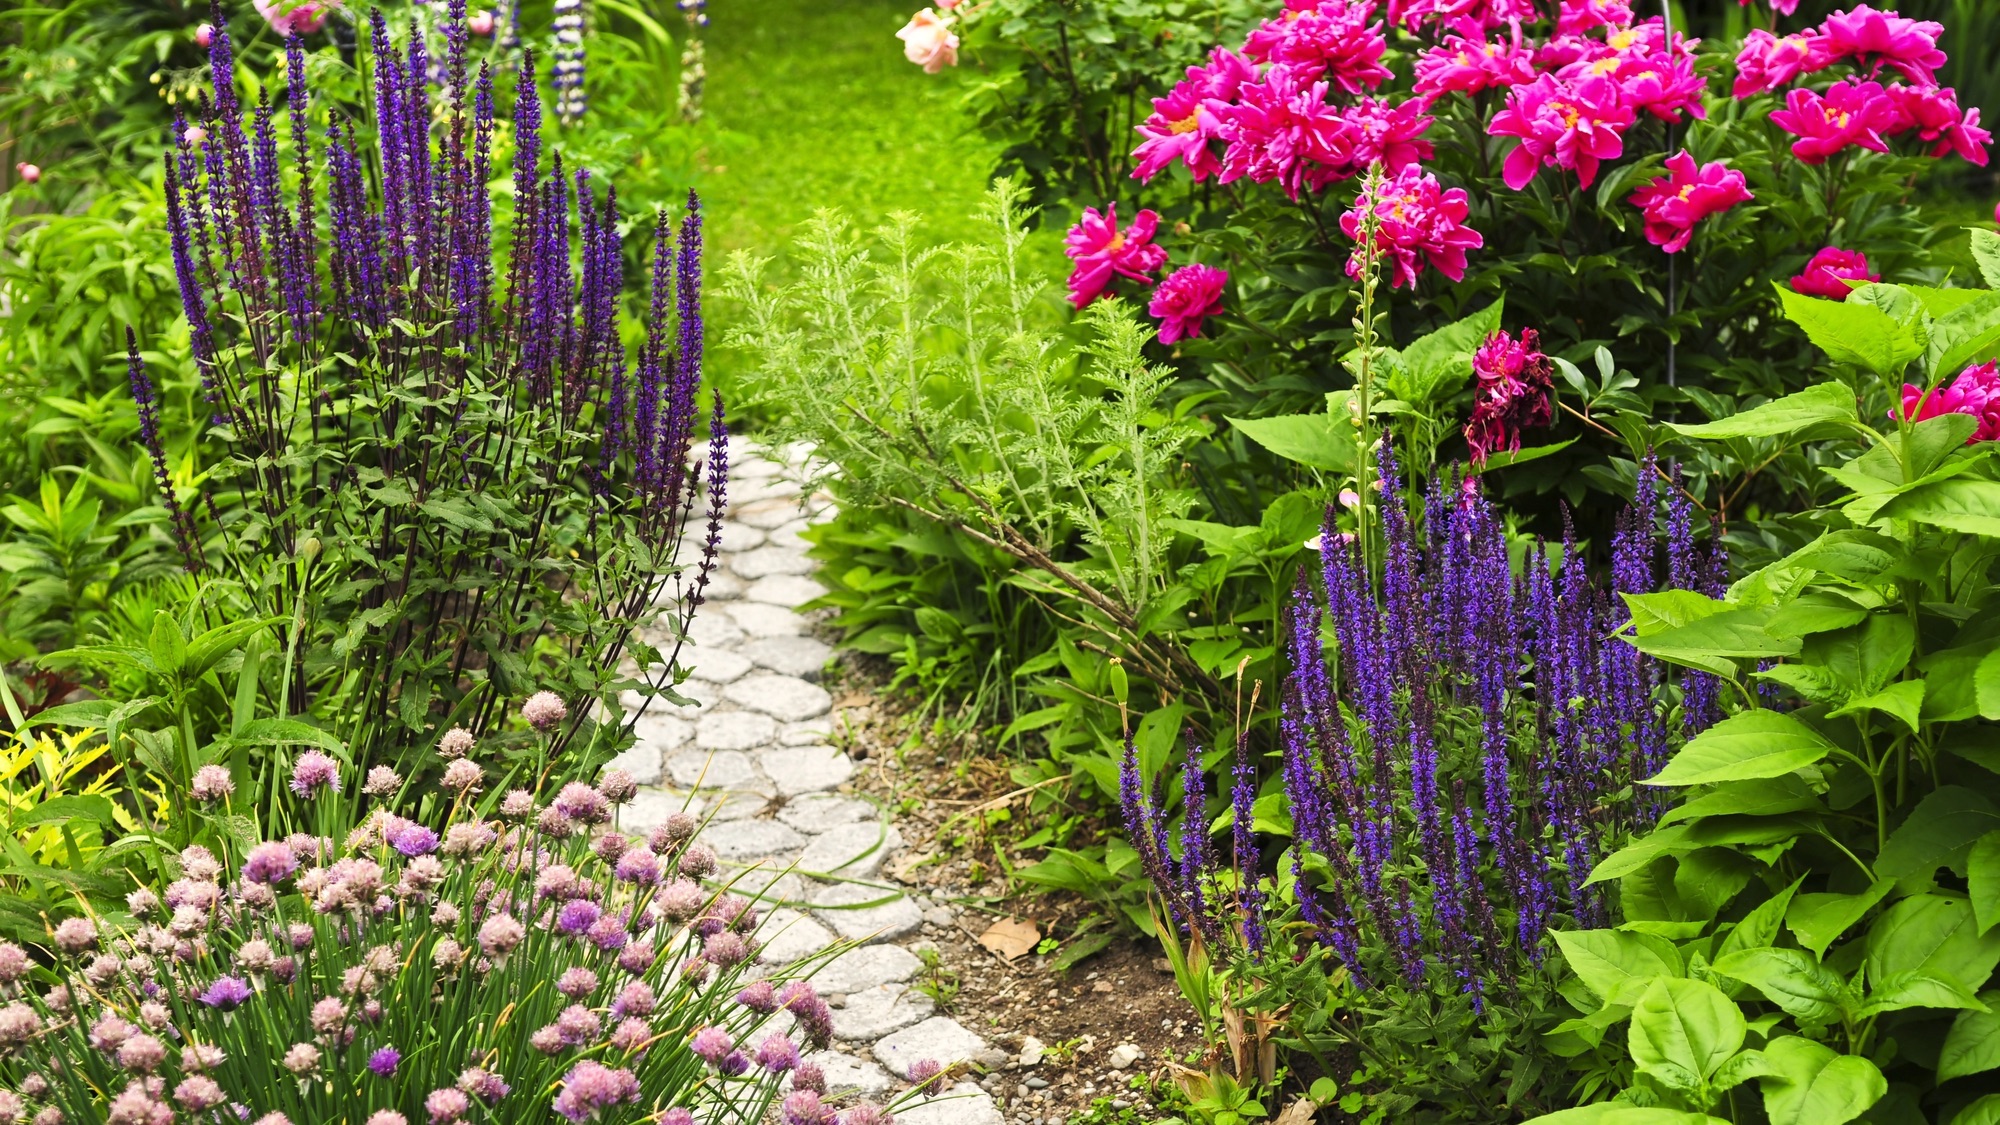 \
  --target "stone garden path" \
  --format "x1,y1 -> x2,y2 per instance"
611,441 -> 1008,1124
